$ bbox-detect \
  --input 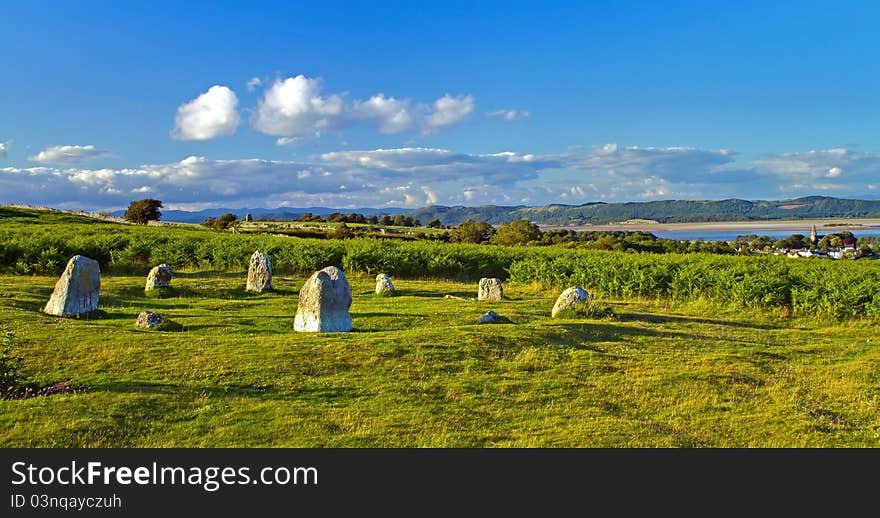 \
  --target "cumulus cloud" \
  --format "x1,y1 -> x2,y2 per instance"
246,77 -> 262,91
171,85 -> 240,140
422,94 -> 474,134
487,109 -> 530,122
29,145 -> 114,165
251,76 -> 475,139
352,94 -> 415,134
251,75 -> 345,138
